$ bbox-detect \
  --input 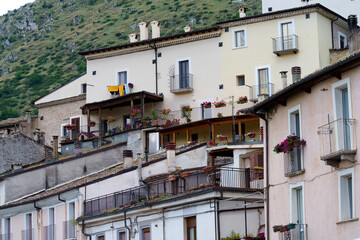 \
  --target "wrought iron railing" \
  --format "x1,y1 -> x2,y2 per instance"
84,167 -> 263,216
272,34 -> 298,54
170,74 -> 193,93
318,118 -> 357,159
63,220 -> 76,239
21,229 -> 34,240
249,83 -> 274,101
284,146 -> 303,176
43,224 -> 55,240
278,224 -> 307,240
0,233 -> 12,240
